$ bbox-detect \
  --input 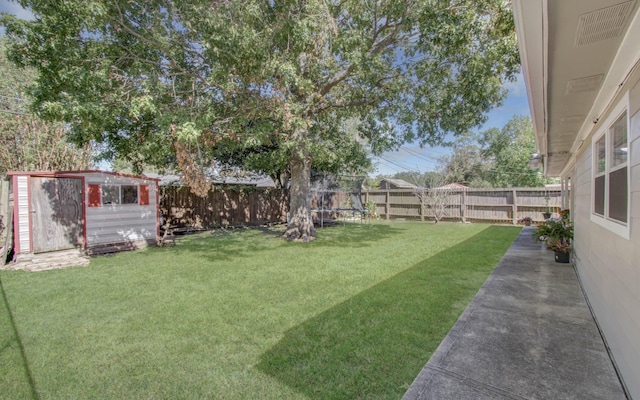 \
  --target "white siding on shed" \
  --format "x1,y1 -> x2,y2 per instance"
83,172 -> 158,247
16,175 -> 30,253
